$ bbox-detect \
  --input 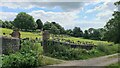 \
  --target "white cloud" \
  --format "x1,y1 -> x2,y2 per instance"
0,12 -> 17,21
0,0 -> 100,2
96,11 -> 113,21
0,10 -> 80,29
0,2 -> 84,11
29,10 -> 80,29
85,1 -> 117,13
